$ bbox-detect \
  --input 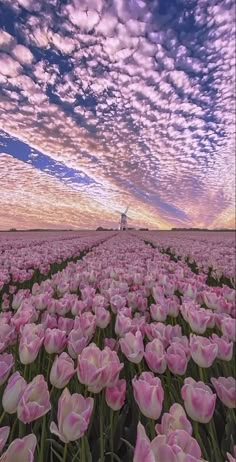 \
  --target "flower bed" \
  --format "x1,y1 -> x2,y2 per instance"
137,231 -> 235,288
0,233 -> 235,461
